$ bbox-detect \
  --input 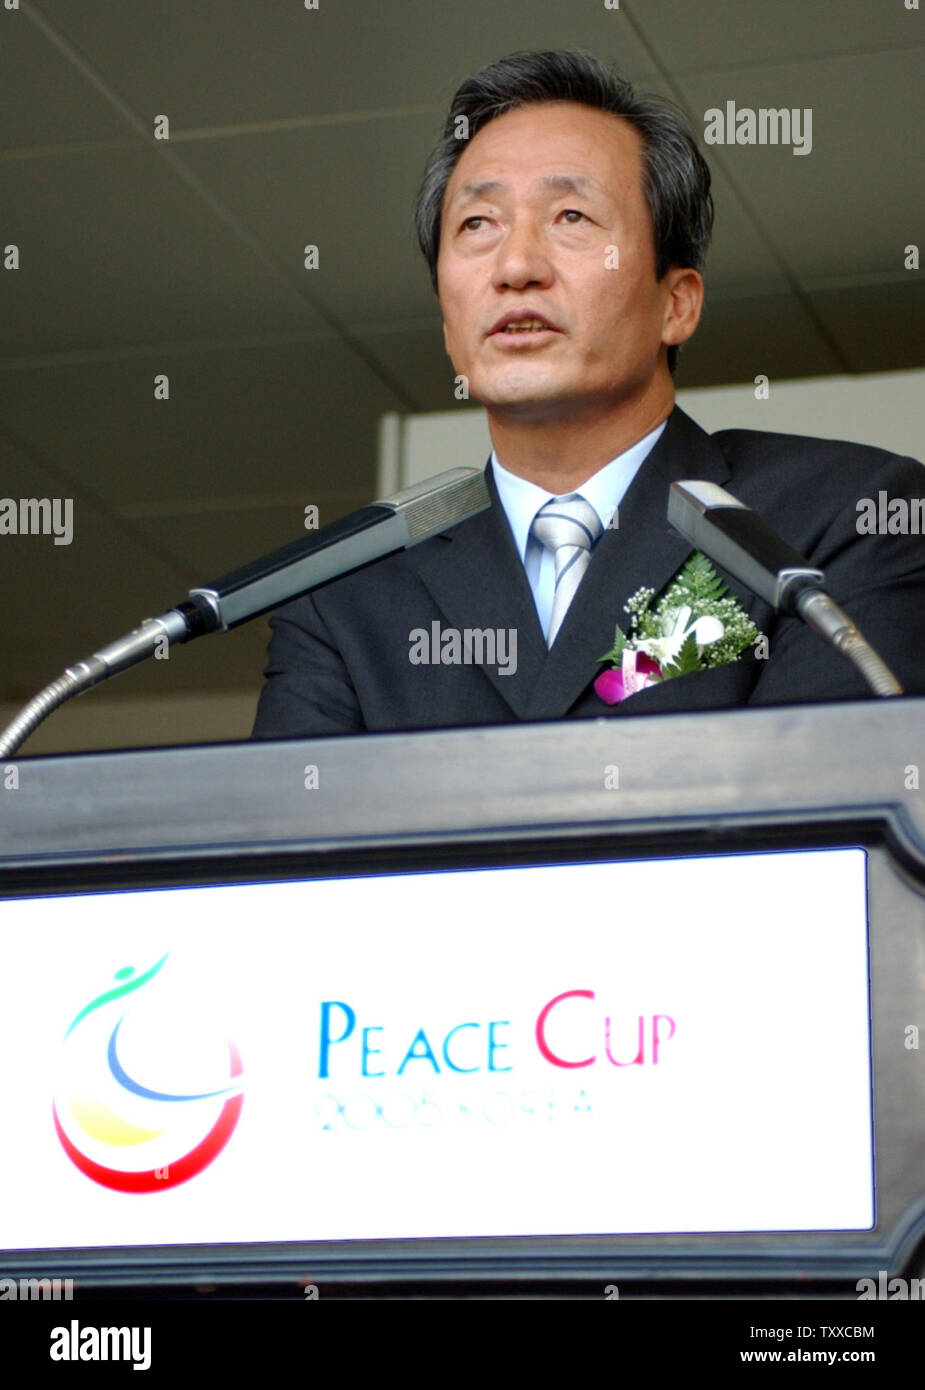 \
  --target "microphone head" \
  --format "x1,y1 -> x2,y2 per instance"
668,479 -> 746,539
668,479 -> 825,612
378,468 -> 491,541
